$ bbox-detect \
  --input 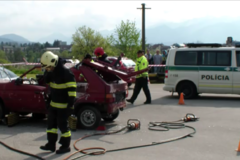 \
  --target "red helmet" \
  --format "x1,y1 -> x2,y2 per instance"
94,47 -> 104,57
